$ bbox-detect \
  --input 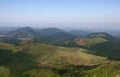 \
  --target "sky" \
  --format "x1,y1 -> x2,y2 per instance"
0,0 -> 120,30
